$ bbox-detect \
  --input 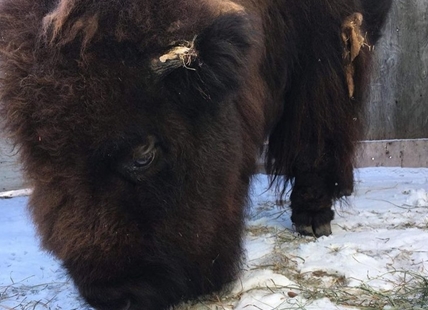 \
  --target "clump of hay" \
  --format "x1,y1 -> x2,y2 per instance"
341,12 -> 367,98
159,36 -> 198,70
